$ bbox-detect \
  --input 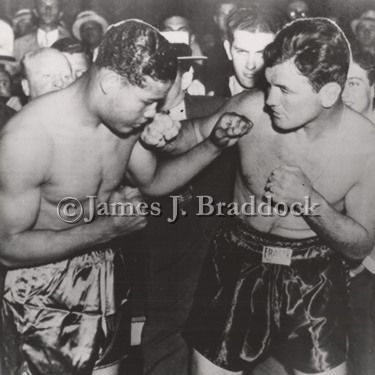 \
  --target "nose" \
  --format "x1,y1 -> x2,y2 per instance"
266,86 -> 278,107
341,84 -> 350,100
245,53 -> 256,71
144,102 -> 158,119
